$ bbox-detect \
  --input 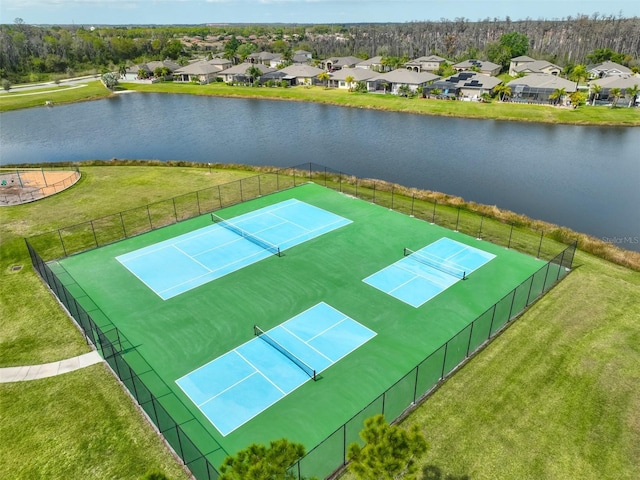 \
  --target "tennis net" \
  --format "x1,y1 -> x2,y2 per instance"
211,212 -> 281,257
254,325 -> 317,381
403,247 -> 467,280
